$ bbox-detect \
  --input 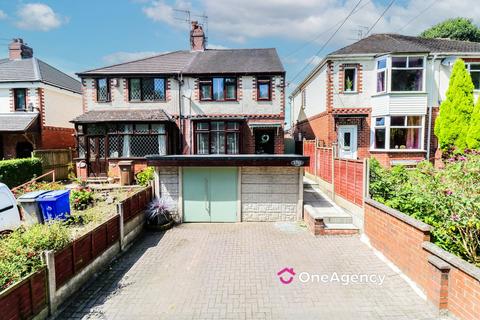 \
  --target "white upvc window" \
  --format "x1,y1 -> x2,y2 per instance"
466,63 -> 480,90
375,55 -> 426,93
372,115 -> 424,151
